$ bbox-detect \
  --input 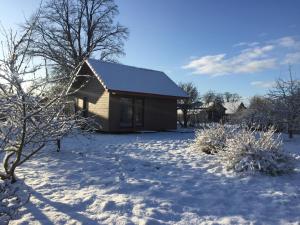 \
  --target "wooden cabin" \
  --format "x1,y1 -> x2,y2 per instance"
70,59 -> 188,132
